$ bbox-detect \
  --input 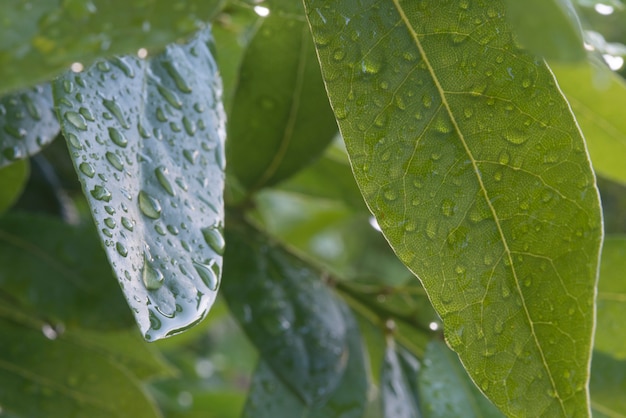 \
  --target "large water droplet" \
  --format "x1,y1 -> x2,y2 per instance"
103,98 -> 129,129
143,254 -> 165,290
163,61 -> 192,93
108,127 -> 128,148
90,185 -> 112,202
201,226 -> 225,255
155,166 -> 175,196
79,162 -> 95,178
156,84 -> 183,109
193,260 -> 219,291
65,111 -> 88,130
105,151 -> 124,171
116,242 -> 128,257
138,190 -> 162,219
